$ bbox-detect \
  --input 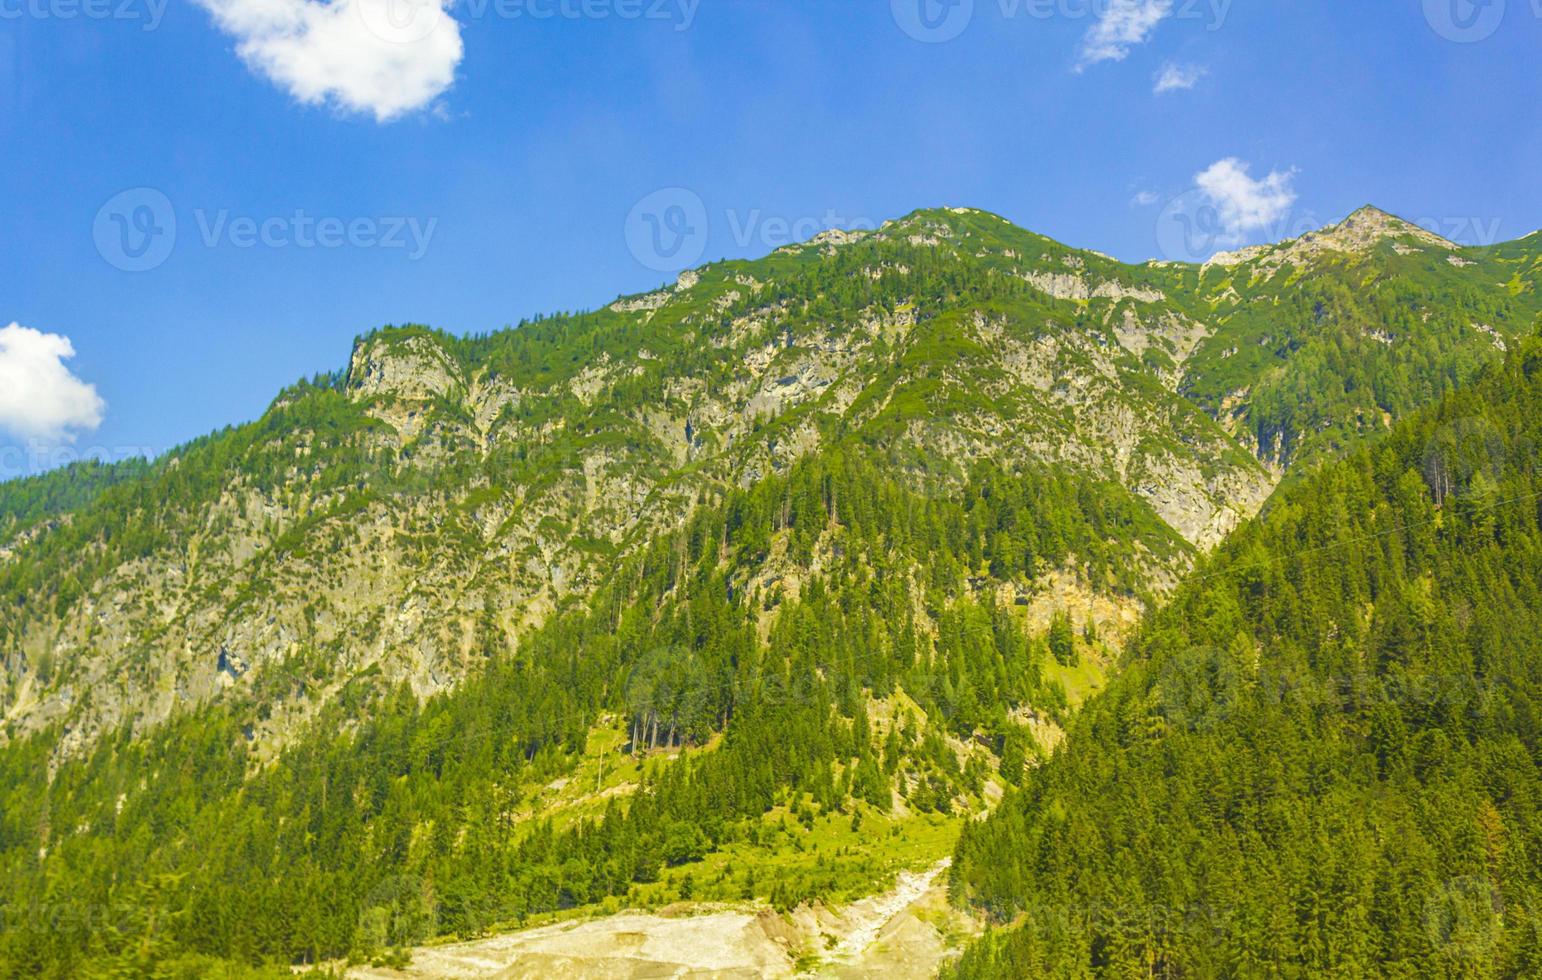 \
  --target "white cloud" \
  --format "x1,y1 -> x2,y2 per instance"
1193,158 -> 1298,241
1154,62 -> 1206,93
1131,190 -> 1162,206
194,0 -> 463,122
1078,0 -> 1172,70
0,324 -> 106,442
